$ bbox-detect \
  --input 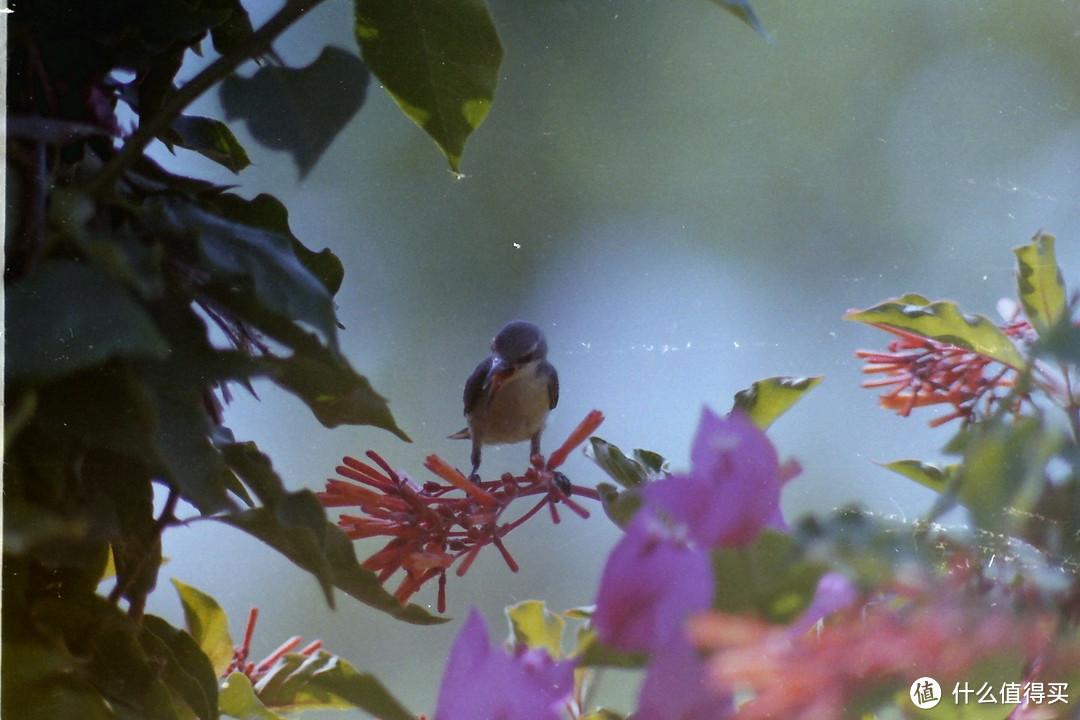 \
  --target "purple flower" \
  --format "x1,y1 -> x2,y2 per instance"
636,637 -> 733,720
592,514 -> 714,653
785,571 -> 858,638
434,608 -> 575,720
642,408 -> 785,548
